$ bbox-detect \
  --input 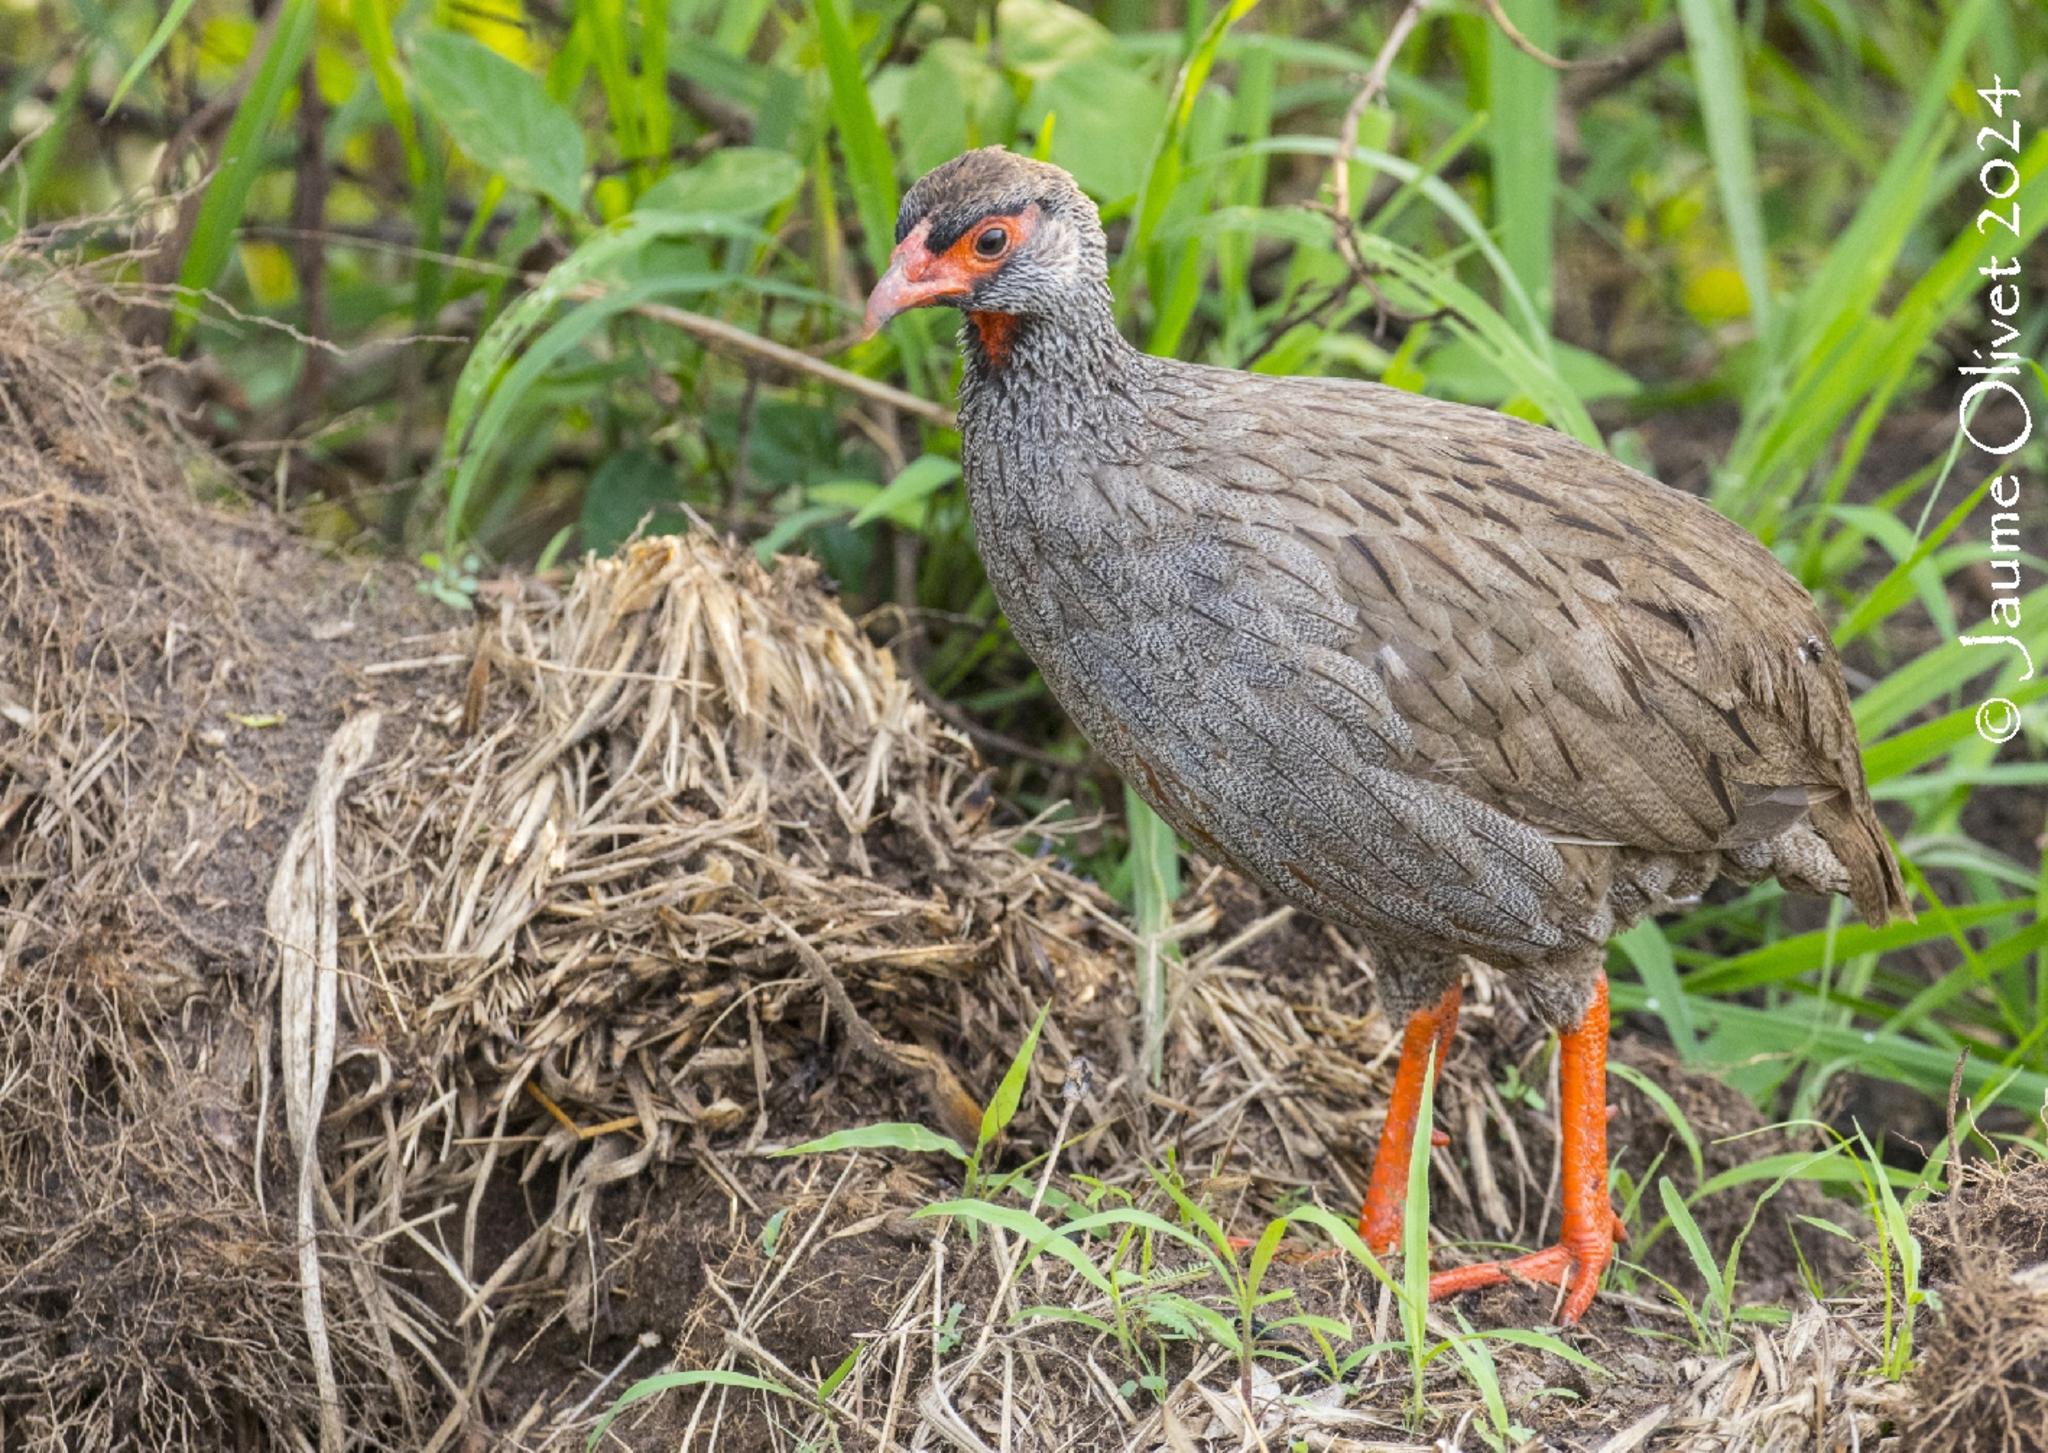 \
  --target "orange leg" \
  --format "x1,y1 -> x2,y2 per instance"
1358,981 -> 1462,1254
1427,973 -> 1625,1326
